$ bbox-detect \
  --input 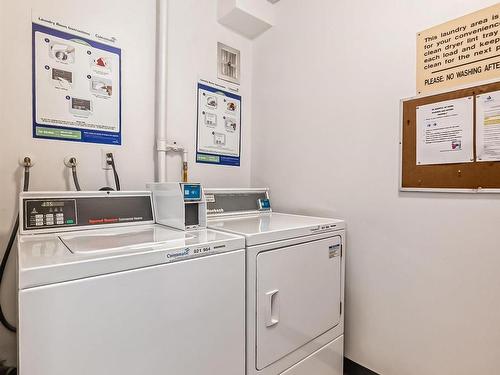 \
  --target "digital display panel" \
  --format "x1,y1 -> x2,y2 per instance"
41,201 -> 65,207
183,184 -> 202,201
258,198 -> 271,210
